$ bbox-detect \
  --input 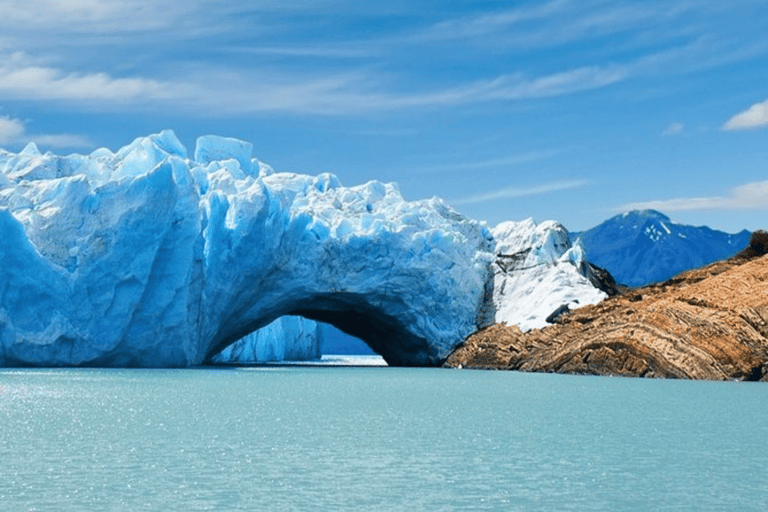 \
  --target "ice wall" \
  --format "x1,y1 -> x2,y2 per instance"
211,316 -> 322,363
492,219 -> 607,331
0,131 -> 494,367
